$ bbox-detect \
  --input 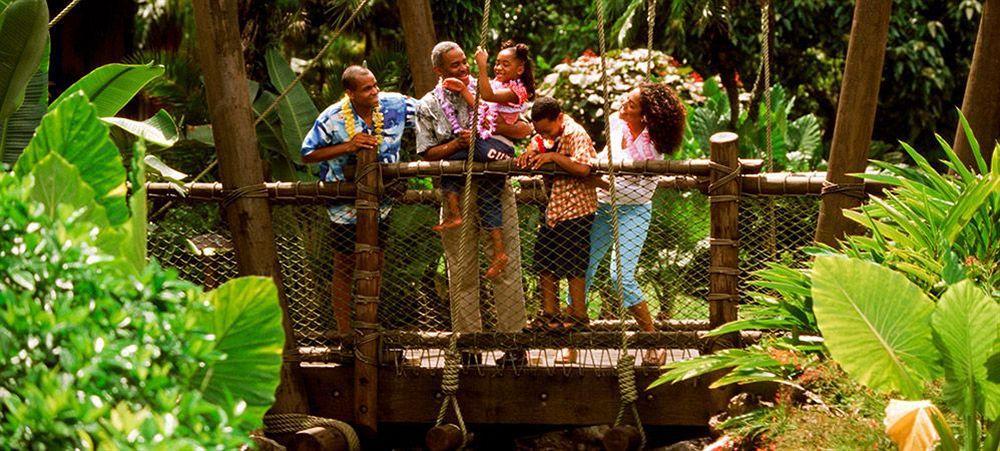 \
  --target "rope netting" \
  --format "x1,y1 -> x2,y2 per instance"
148,180 -> 822,370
